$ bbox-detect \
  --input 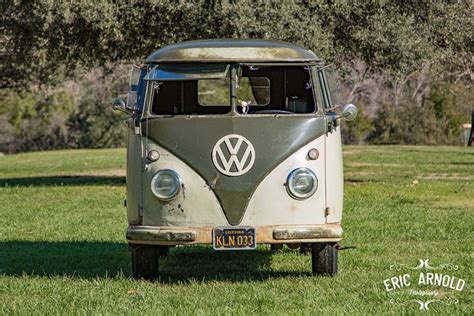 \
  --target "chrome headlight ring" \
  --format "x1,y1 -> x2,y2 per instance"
286,167 -> 318,200
150,169 -> 182,201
